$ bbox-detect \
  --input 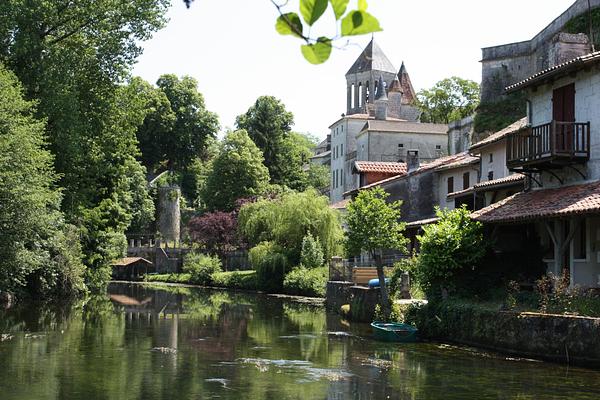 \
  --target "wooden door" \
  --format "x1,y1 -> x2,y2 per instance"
553,83 -> 575,153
